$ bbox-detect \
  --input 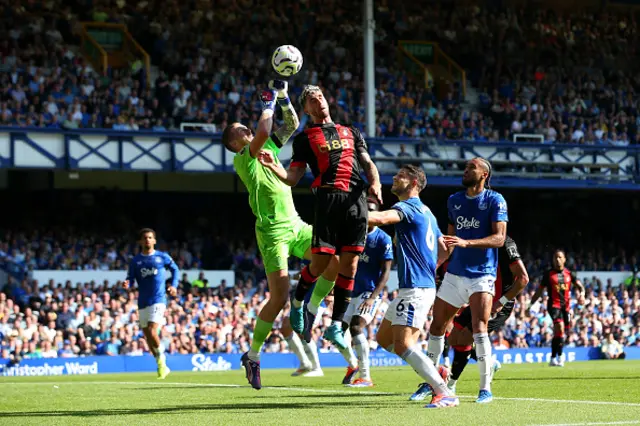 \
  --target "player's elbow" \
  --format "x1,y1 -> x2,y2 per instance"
516,273 -> 529,291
